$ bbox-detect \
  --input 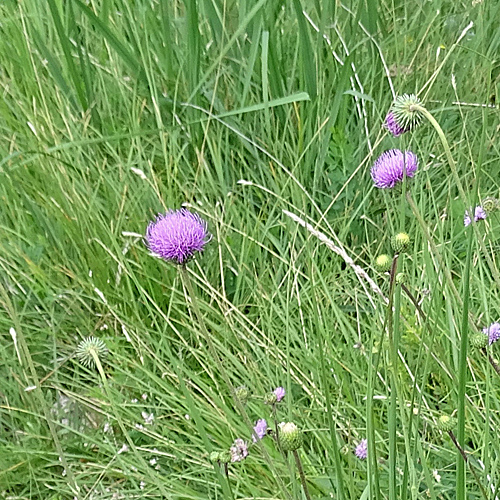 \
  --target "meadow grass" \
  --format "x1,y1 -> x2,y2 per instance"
1,0 -> 500,499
